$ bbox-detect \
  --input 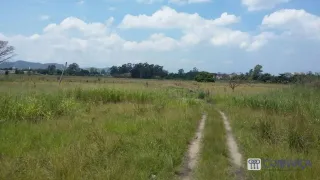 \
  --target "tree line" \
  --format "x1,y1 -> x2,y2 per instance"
2,62 -> 320,84
1,40 -> 319,84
